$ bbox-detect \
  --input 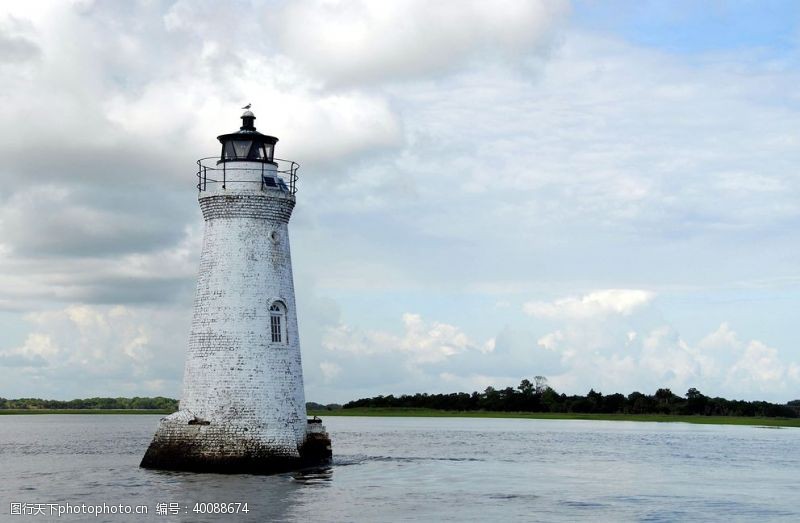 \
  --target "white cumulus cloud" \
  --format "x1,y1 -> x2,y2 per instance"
0,304 -> 188,398
524,289 -> 655,320
322,312 -> 488,365
319,361 -> 342,383
277,0 -> 569,84
534,318 -> 800,401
